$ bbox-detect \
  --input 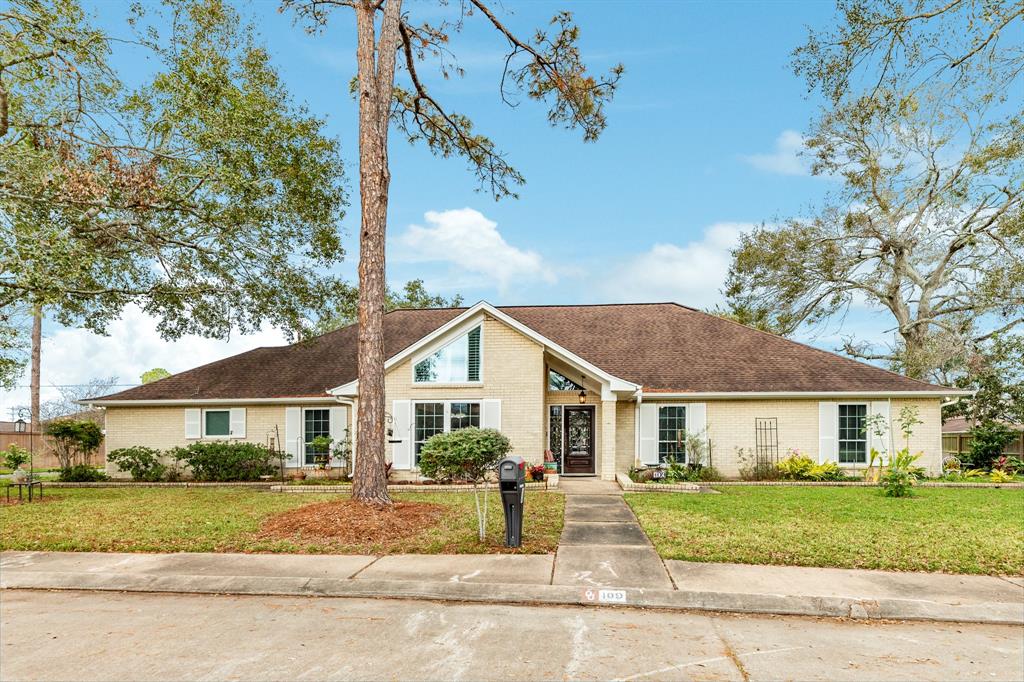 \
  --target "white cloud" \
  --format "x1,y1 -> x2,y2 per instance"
605,222 -> 751,308
0,306 -> 287,419
743,130 -> 808,176
394,208 -> 556,293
